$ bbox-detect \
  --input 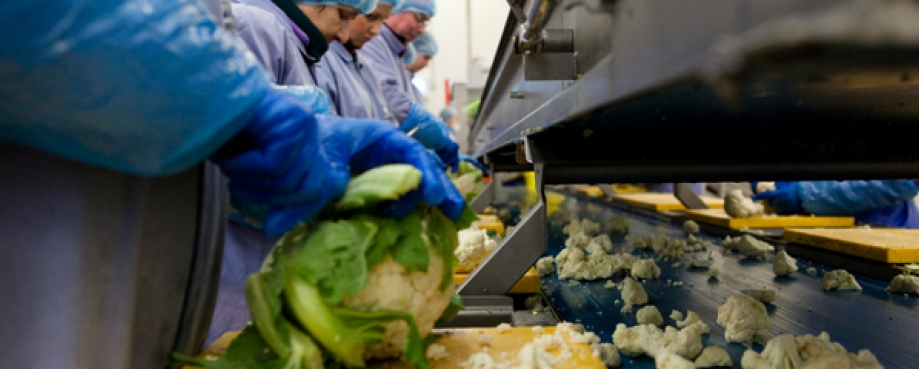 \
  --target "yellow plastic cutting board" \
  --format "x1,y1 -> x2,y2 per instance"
190,327 -> 605,369
610,193 -> 724,212
453,267 -> 541,294
784,228 -> 919,263
685,208 -> 854,229
473,214 -> 505,236
575,184 -> 647,197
